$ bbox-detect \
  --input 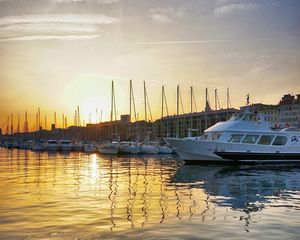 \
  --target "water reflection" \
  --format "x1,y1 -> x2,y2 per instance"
0,148 -> 299,239
172,164 -> 300,231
